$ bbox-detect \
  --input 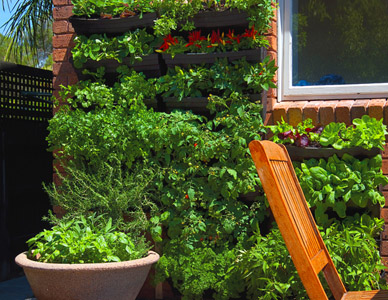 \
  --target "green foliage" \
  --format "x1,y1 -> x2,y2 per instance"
156,57 -> 277,100
320,115 -> 388,150
27,214 -> 150,263
294,154 -> 388,226
72,0 -> 156,17
268,115 -> 388,150
72,29 -> 155,68
234,215 -> 386,300
58,68 -> 157,108
156,241 -> 246,300
45,158 -> 161,235
154,0 -> 275,36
